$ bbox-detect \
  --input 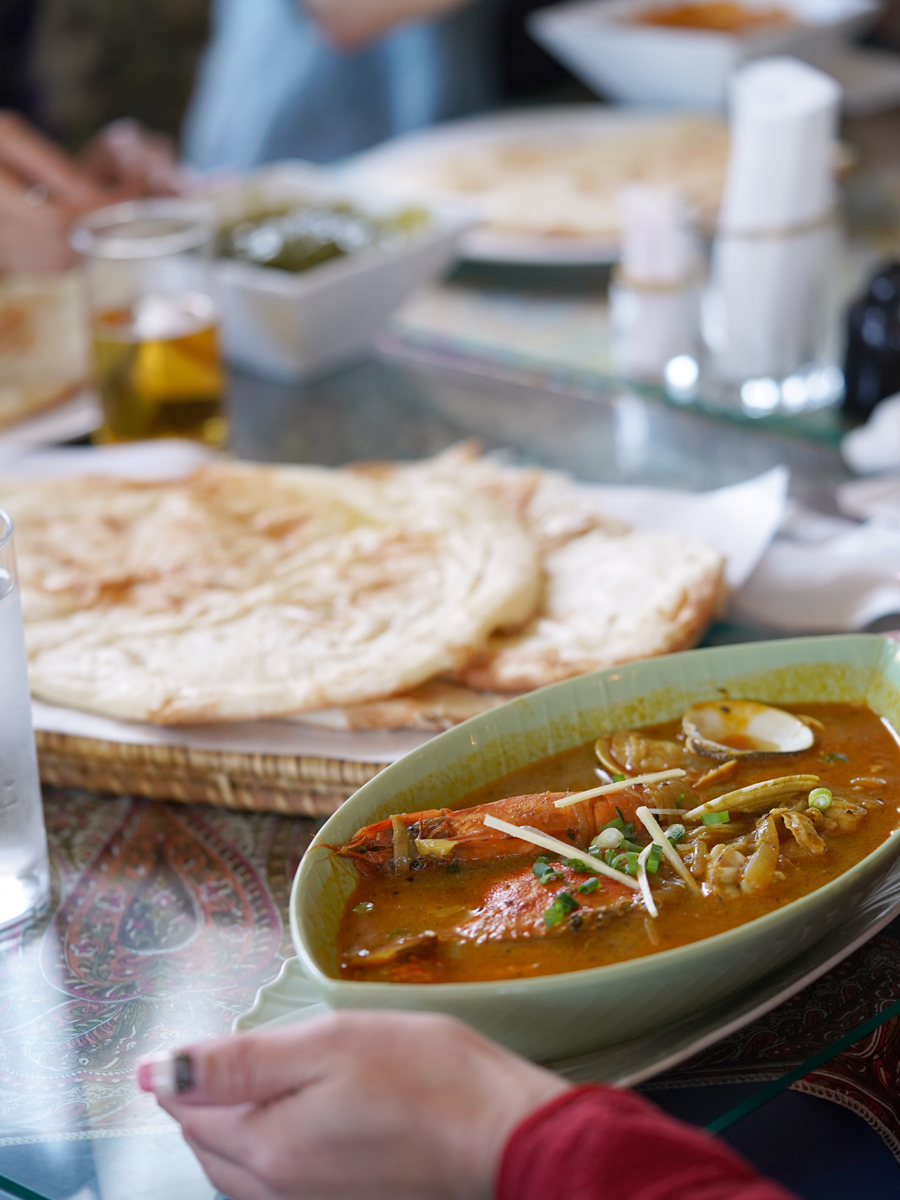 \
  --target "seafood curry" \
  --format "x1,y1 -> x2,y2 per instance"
334,701 -> 900,983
